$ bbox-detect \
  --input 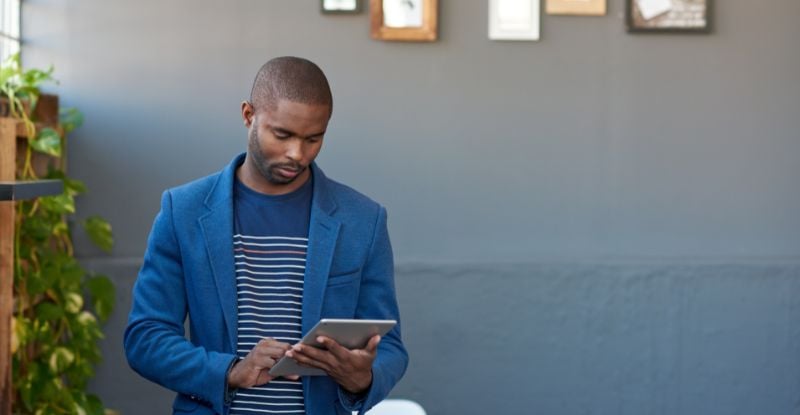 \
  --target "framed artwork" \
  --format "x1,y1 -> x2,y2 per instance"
322,0 -> 362,14
546,0 -> 606,16
489,0 -> 541,41
370,0 -> 438,42
626,0 -> 711,33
